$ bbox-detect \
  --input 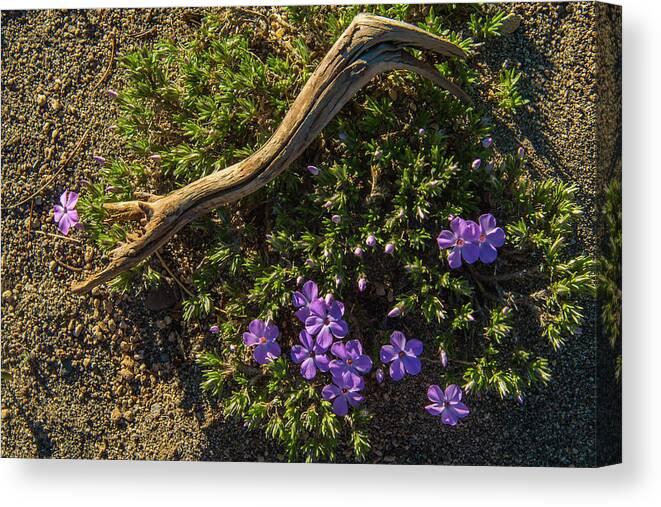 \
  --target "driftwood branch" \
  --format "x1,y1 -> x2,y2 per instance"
72,14 -> 469,294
